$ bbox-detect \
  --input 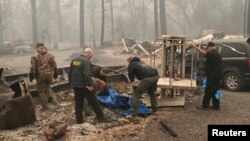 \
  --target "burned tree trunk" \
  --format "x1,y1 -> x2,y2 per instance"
100,0 -> 105,47
31,0 -> 38,48
247,0 -> 250,36
90,0 -> 96,47
0,3 -> 3,49
118,16 -> 125,38
110,0 -> 114,41
56,0 -> 63,42
0,4 -> 3,48
154,0 -> 159,38
159,0 -> 167,35
80,0 -> 85,49
127,0 -> 139,38
142,0 -> 146,40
